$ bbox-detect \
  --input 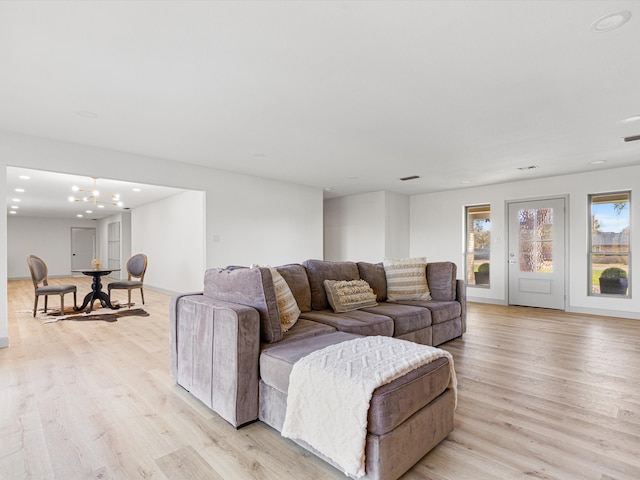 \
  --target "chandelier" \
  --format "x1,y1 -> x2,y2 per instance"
68,177 -> 124,207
